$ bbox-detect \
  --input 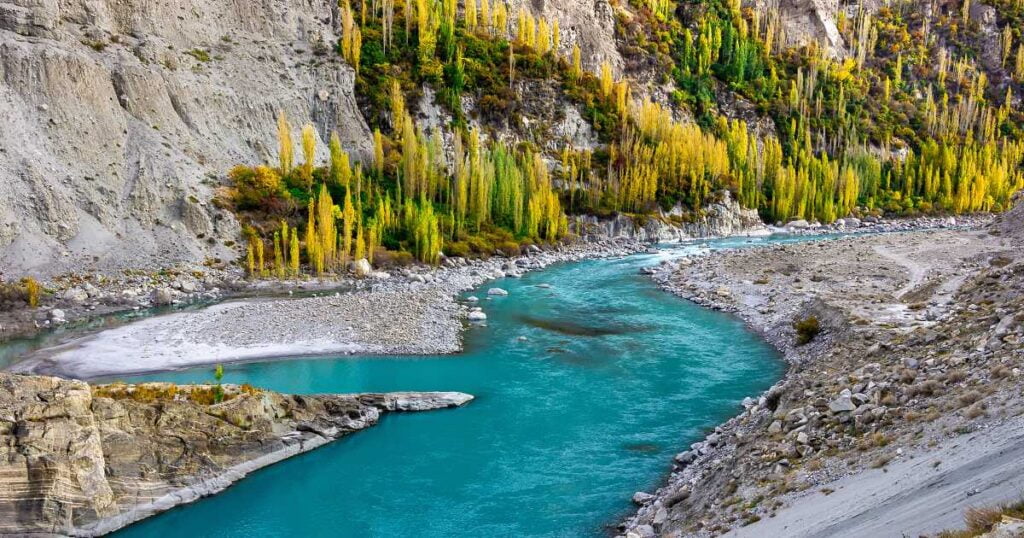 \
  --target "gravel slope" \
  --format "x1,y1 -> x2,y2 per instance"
727,415 -> 1024,538
621,203 -> 1024,538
